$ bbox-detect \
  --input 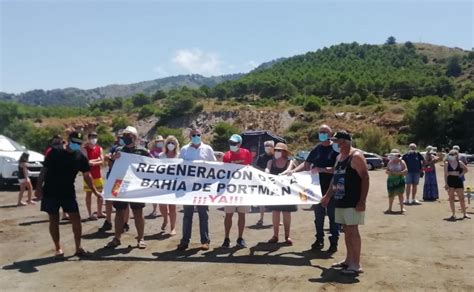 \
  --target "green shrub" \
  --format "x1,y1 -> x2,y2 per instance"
355,127 -> 394,155
111,115 -> 129,132
155,127 -> 186,147
138,105 -> 155,119
96,124 -> 115,148
287,121 -> 310,133
303,96 -> 322,112
211,122 -> 239,152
